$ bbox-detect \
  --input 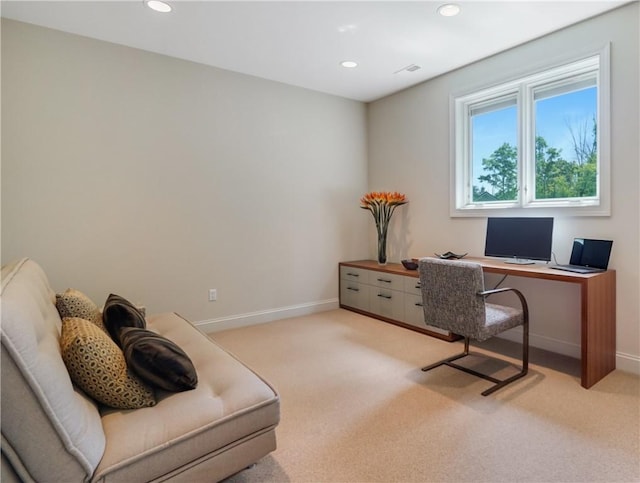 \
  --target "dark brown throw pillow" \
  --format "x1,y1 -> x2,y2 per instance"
120,327 -> 198,392
102,293 -> 146,347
